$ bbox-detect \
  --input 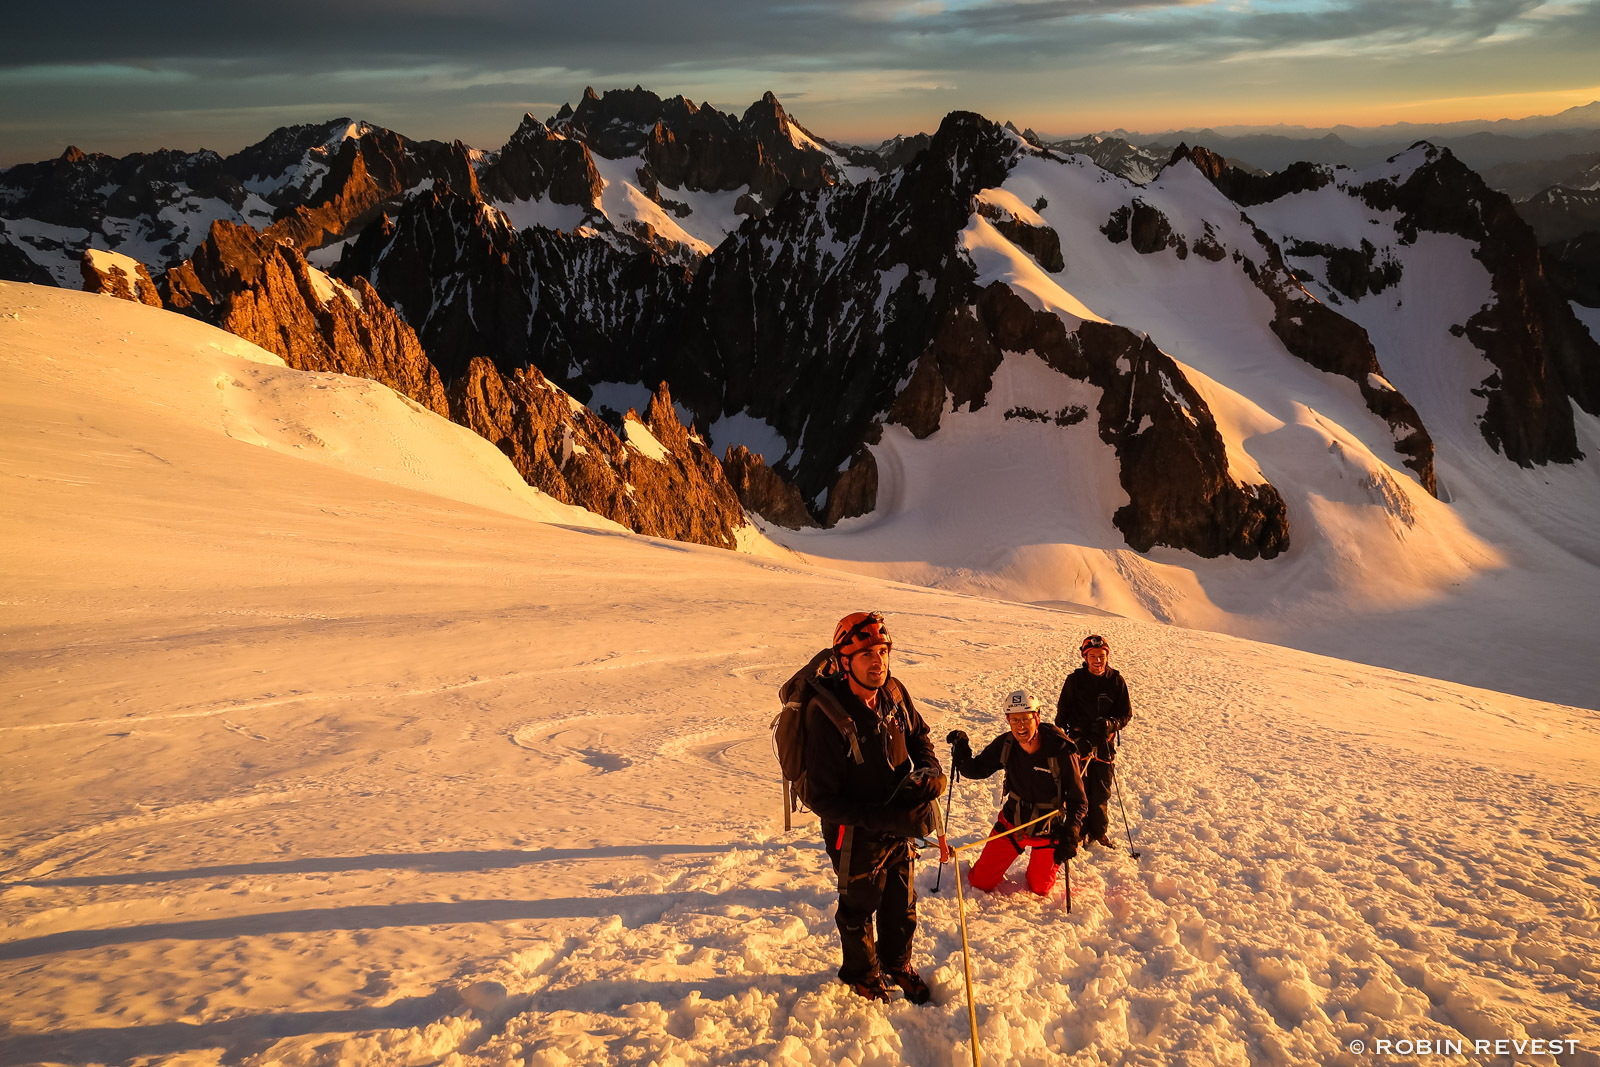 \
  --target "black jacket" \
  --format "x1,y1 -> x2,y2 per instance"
954,724 -> 1087,836
1054,666 -> 1131,758
803,673 -> 940,834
